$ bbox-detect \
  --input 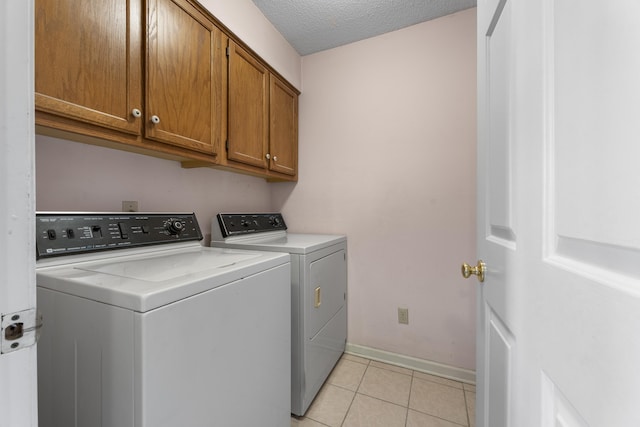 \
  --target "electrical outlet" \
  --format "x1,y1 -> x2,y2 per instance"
122,201 -> 139,212
398,307 -> 409,325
